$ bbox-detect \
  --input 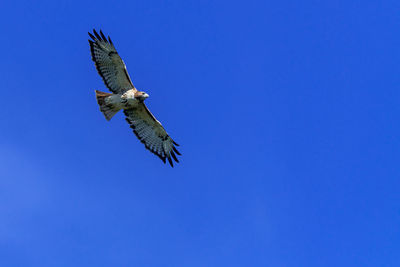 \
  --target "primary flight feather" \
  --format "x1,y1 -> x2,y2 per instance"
89,29 -> 181,167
